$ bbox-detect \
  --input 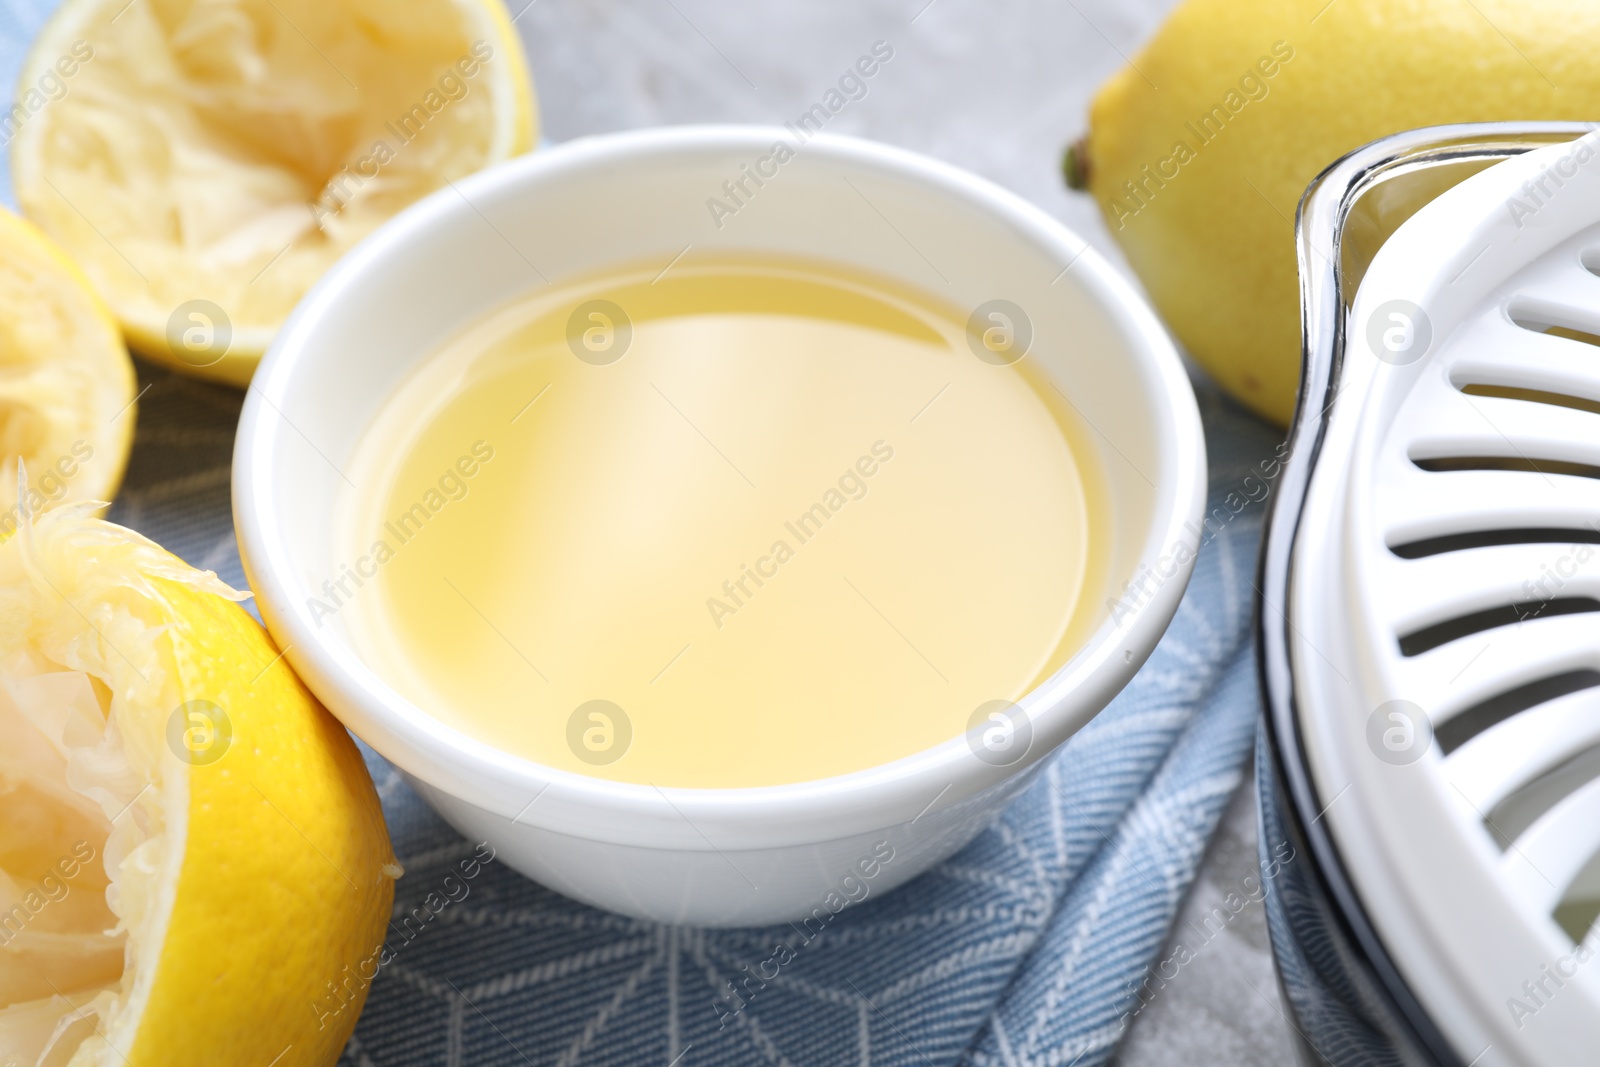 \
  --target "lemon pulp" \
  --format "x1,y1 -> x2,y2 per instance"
0,669 -> 123,1057
341,256 -> 1110,787
13,0 -> 536,382
0,208 -> 134,525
